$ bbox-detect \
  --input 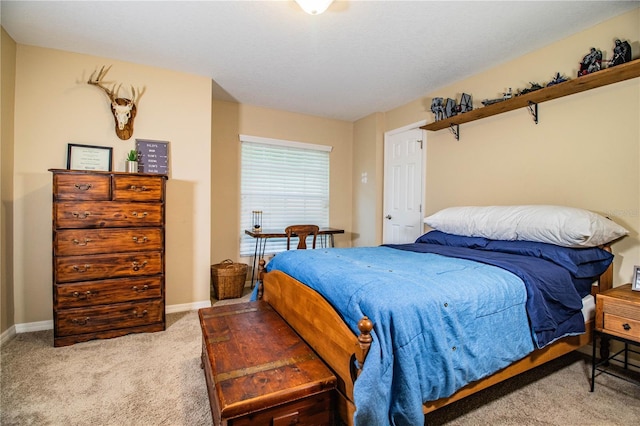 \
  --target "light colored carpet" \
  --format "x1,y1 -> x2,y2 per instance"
2,289 -> 639,425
